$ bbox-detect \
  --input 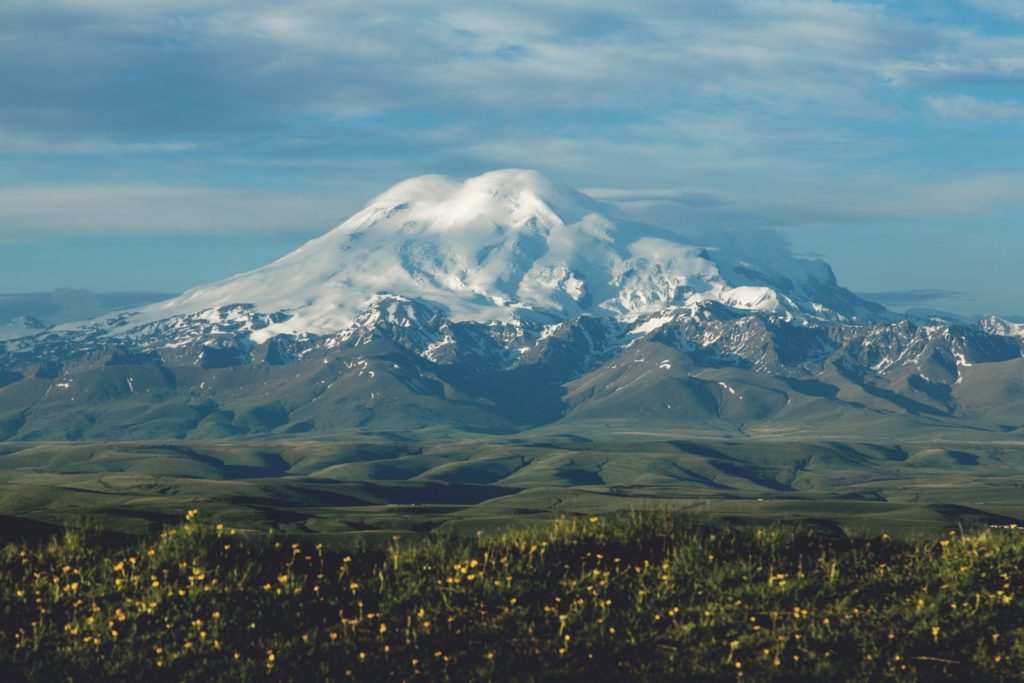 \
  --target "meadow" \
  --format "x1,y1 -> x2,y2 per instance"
2,437 -> 1024,542
2,511 -> 1024,681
